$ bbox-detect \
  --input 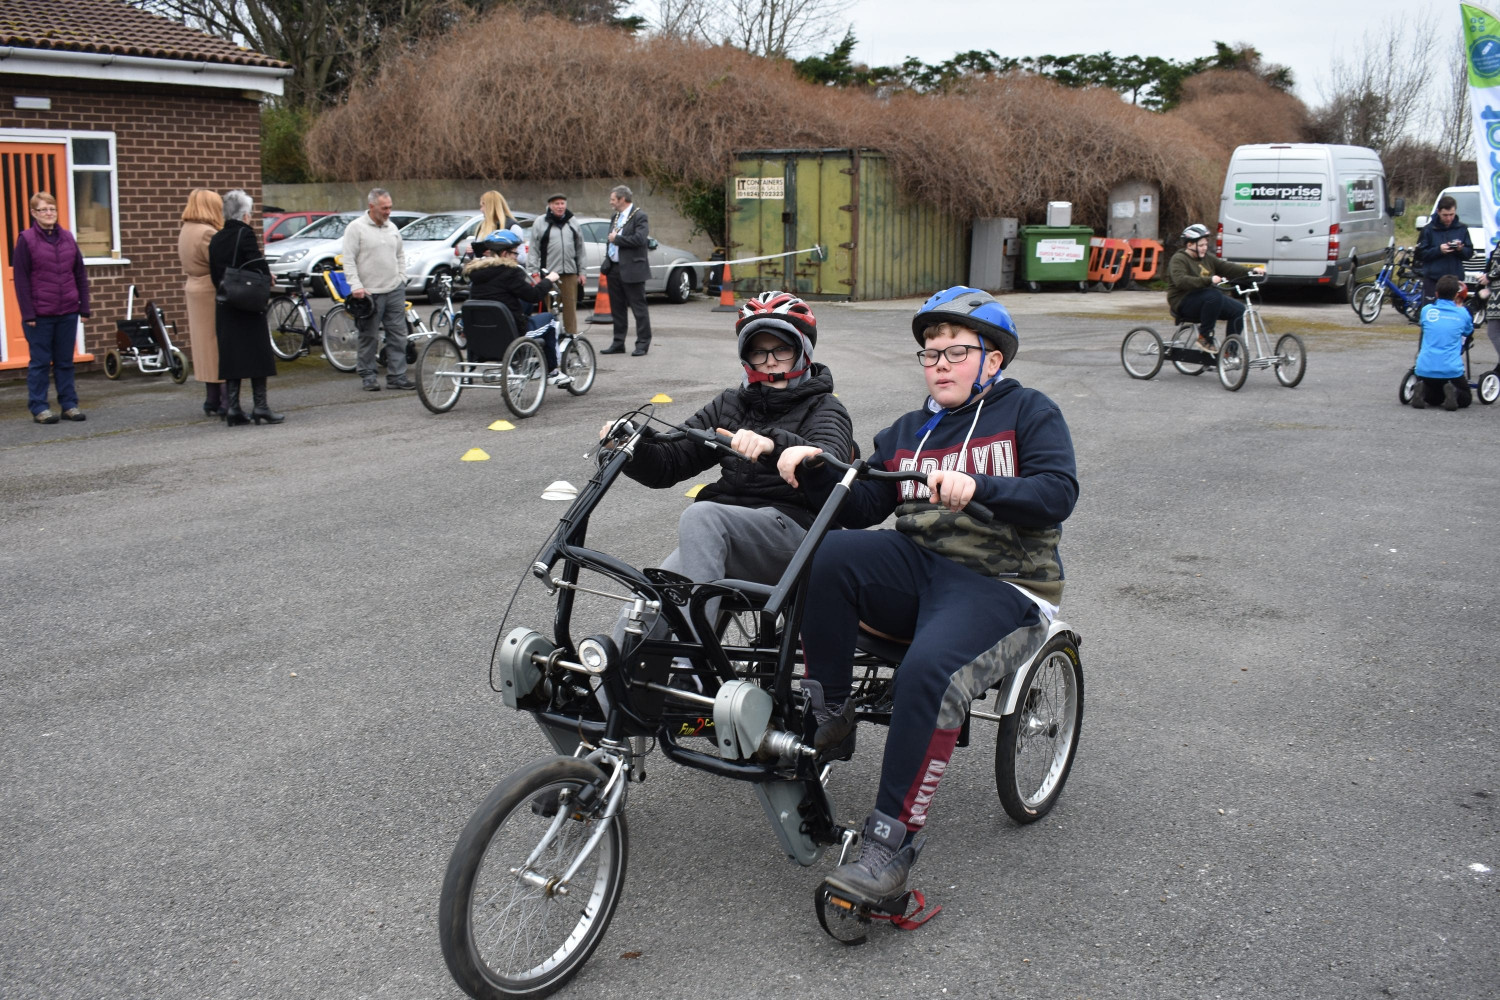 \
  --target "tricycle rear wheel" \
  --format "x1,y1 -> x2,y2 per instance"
995,634 -> 1083,824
